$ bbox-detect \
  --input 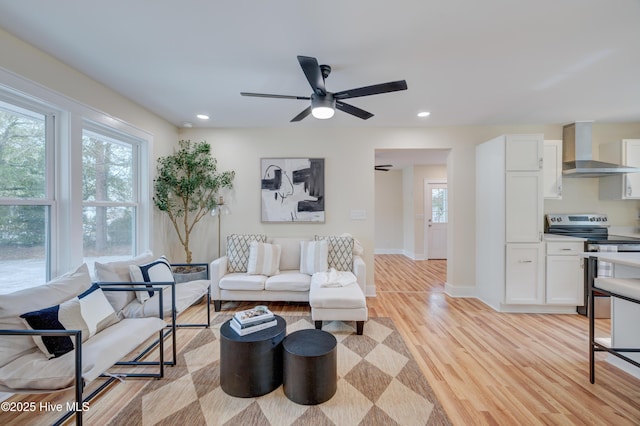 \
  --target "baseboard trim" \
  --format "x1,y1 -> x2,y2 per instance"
444,282 -> 476,298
